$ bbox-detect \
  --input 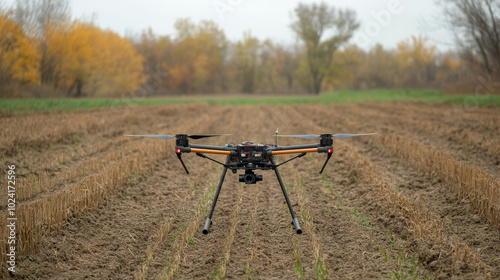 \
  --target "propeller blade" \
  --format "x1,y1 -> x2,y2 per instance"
276,133 -> 377,140
332,133 -> 377,139
277,135 -> 320,140
124,134 -> 176,140
188,134 -> 231,140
